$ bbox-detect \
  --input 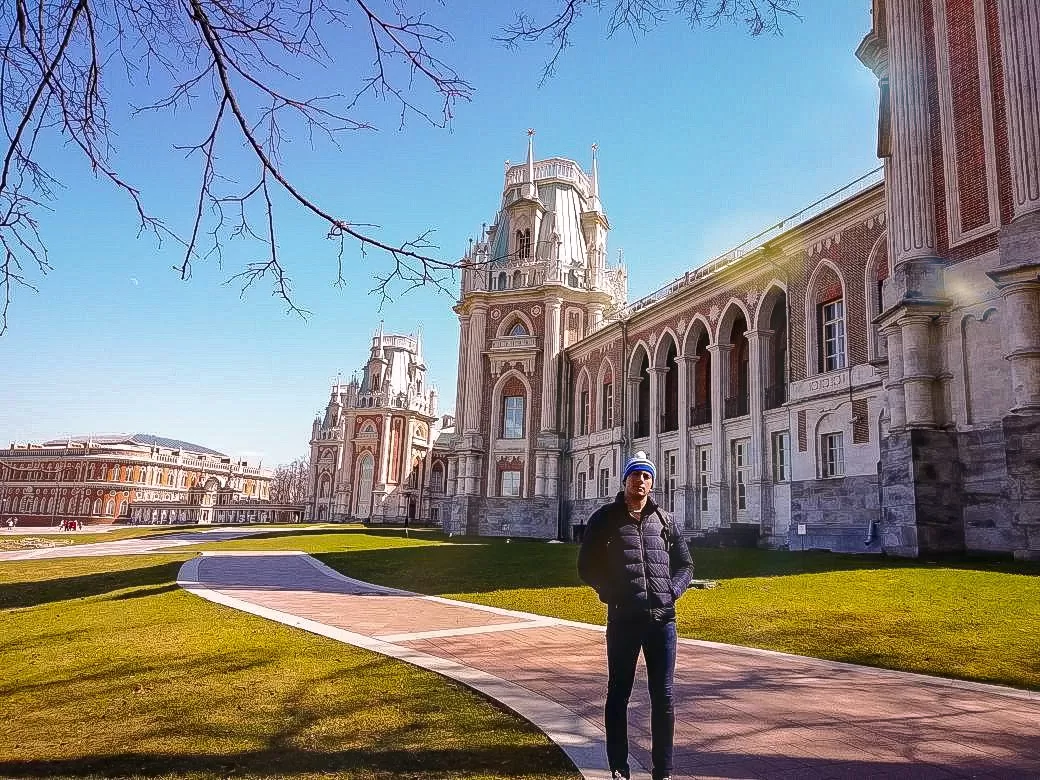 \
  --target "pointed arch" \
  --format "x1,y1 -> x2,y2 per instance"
628,342 -> 652,439
654,330 -> 680,433
681,314 -> 714,356
496,310 -> 535,338
718,300 -> 751,419
755,282 -> 789,409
